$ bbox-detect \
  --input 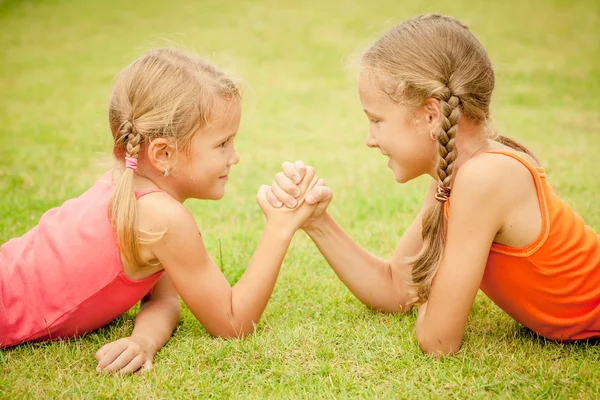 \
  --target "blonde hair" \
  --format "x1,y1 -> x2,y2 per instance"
108,47 -> 240,267
361,15 -> 536,306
